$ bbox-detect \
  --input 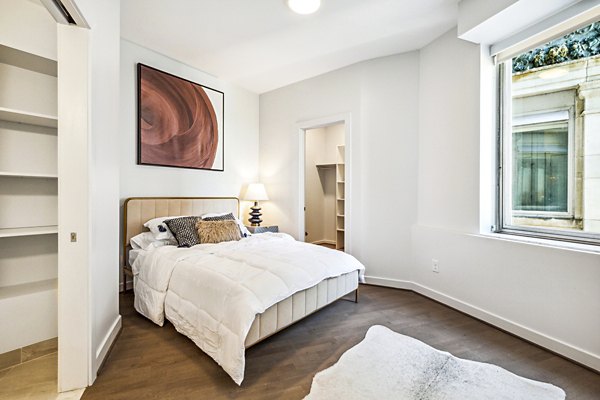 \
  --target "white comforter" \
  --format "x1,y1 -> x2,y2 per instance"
132,233 -> 365,385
